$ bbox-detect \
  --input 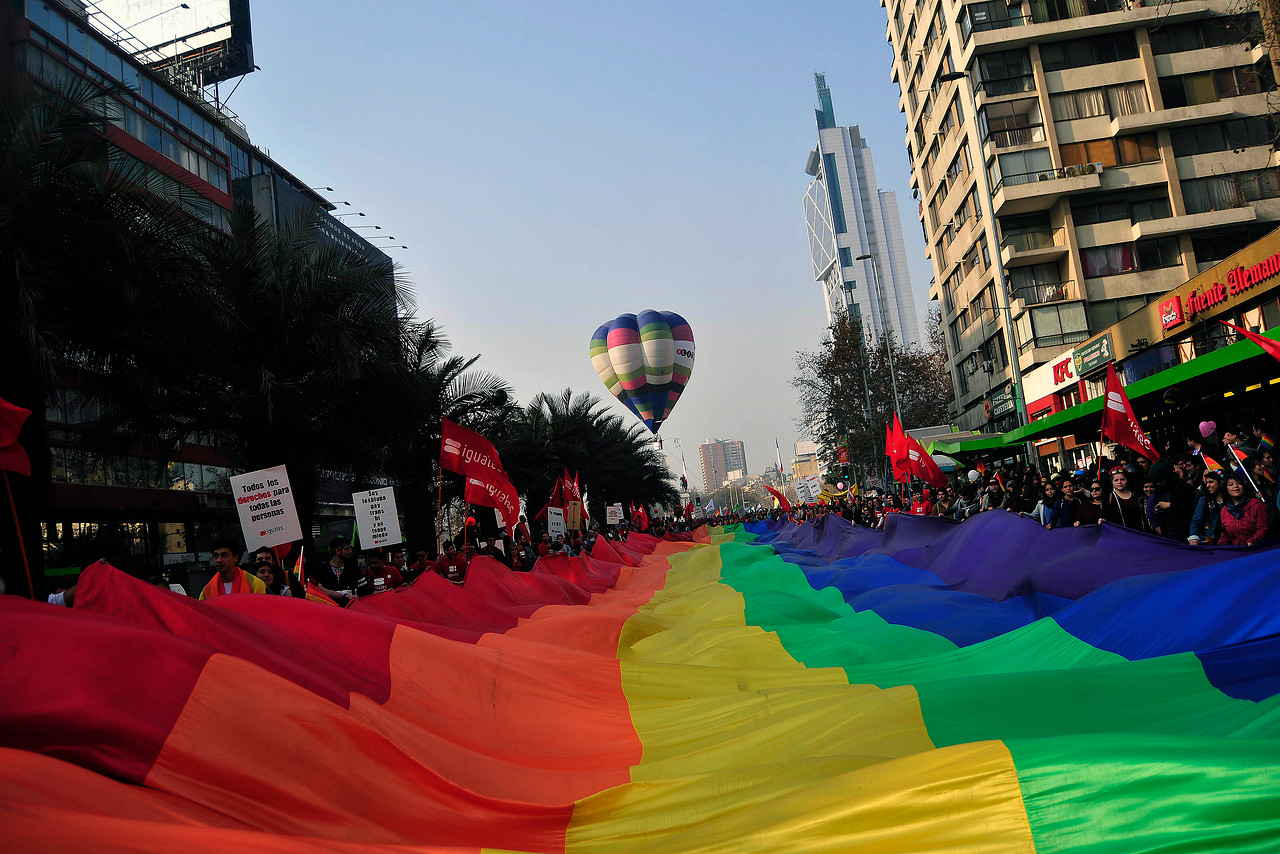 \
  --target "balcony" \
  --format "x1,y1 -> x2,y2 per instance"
1111,99 -> 1236,135
987,124 -> 1046,148
1009,280 -> 1076,306
1131,207 -> 1256,240
964,0 -> 1212,52
977,74 -> 1036,99
1019,330 -> 1090,353
992,163 -> 1103,215
1001,227 -> 1069,267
